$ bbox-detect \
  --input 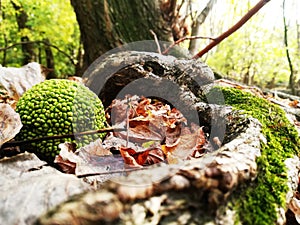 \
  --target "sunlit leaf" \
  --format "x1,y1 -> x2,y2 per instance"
120,146 -> 150,167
